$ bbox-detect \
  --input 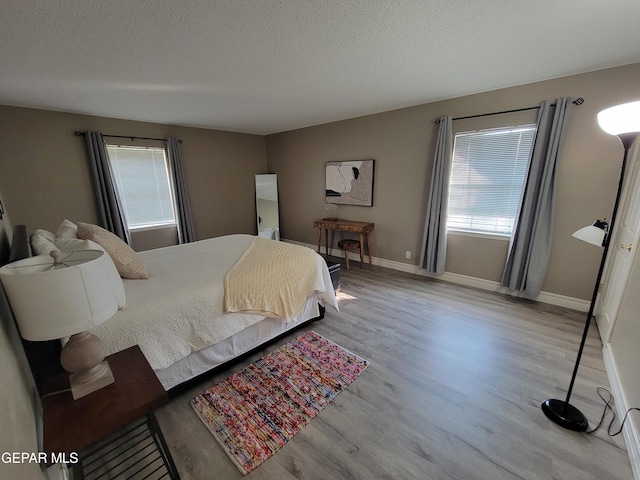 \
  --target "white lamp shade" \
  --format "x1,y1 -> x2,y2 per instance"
0,250 -> 118,341
597,100 -> 640,136
573,224 -> 606,247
